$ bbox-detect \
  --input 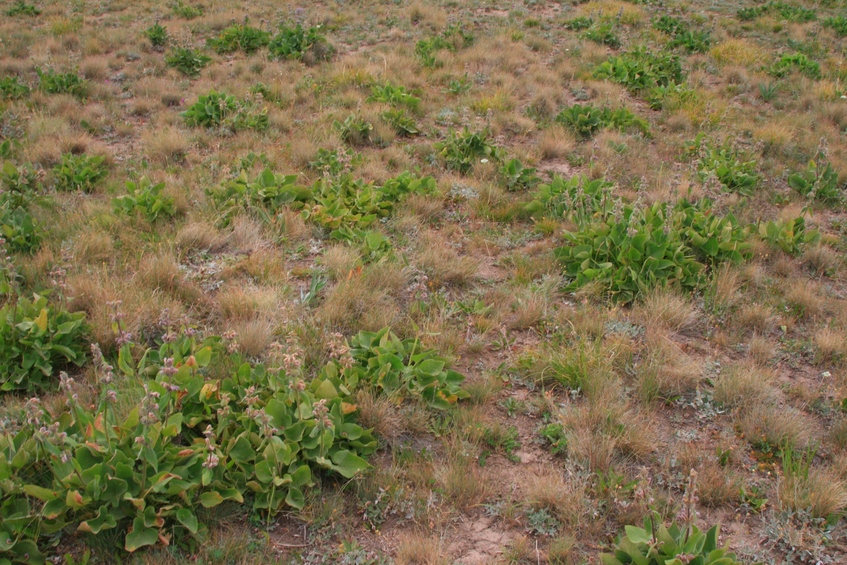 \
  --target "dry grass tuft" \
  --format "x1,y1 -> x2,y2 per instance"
713,363 -> 775,409
394,531 -> 447,565
633,287 -> 699,333
779,467 -> 847,519
356,389 -> 402,442
738,402 -> 811,451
